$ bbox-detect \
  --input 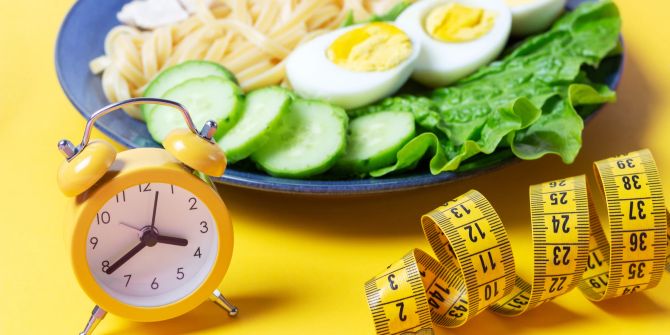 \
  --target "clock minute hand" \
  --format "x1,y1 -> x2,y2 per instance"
105,242 -> 146,275
156,235 -> 188,247
150,191 -> 159,229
